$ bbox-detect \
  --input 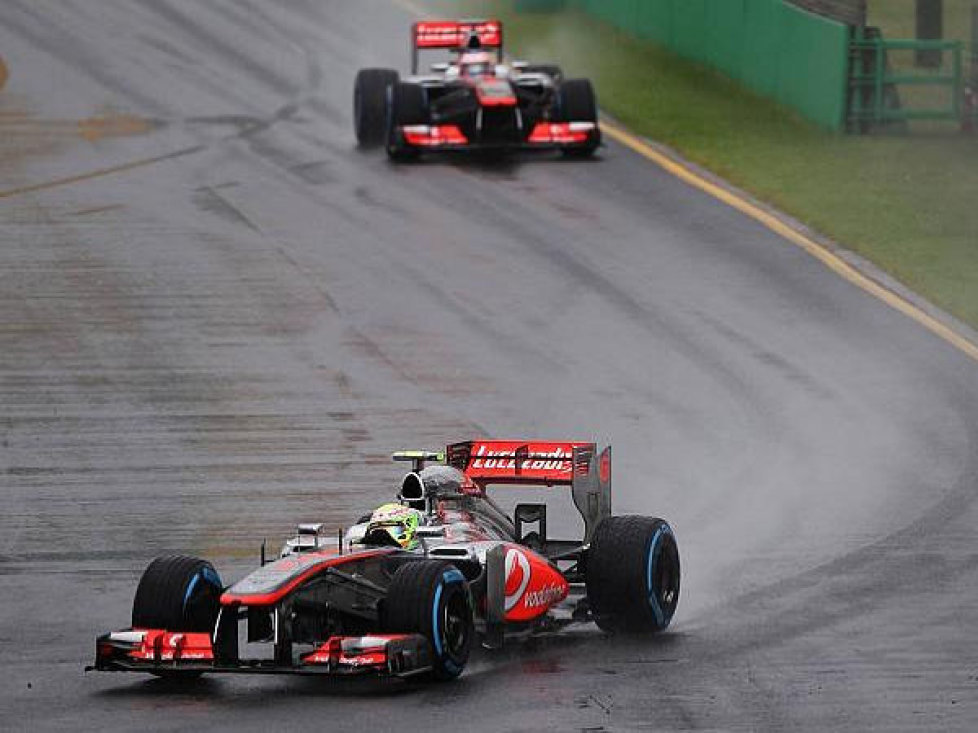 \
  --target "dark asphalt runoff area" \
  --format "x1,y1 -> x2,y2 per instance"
1,1 -> 977,730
